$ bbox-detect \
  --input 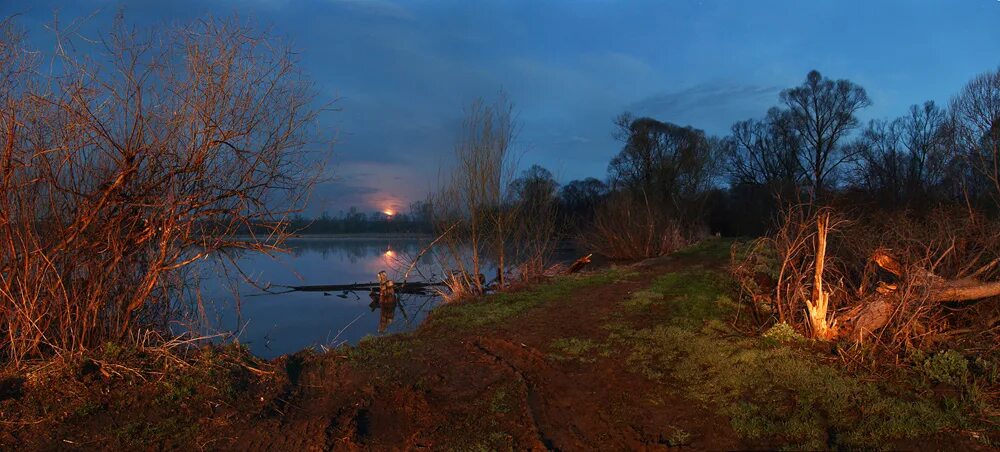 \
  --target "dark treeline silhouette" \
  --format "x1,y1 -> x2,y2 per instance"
281,68 -> 1000,262
280,203 -> 436,235
719,69 -> 1000,233
724,67 -> 1000,352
